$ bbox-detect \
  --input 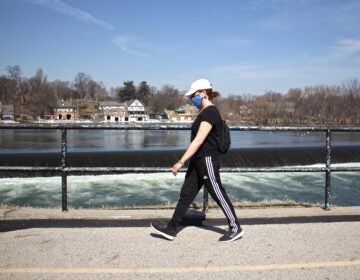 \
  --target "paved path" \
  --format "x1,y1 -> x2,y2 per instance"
0,207 -> 359,280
